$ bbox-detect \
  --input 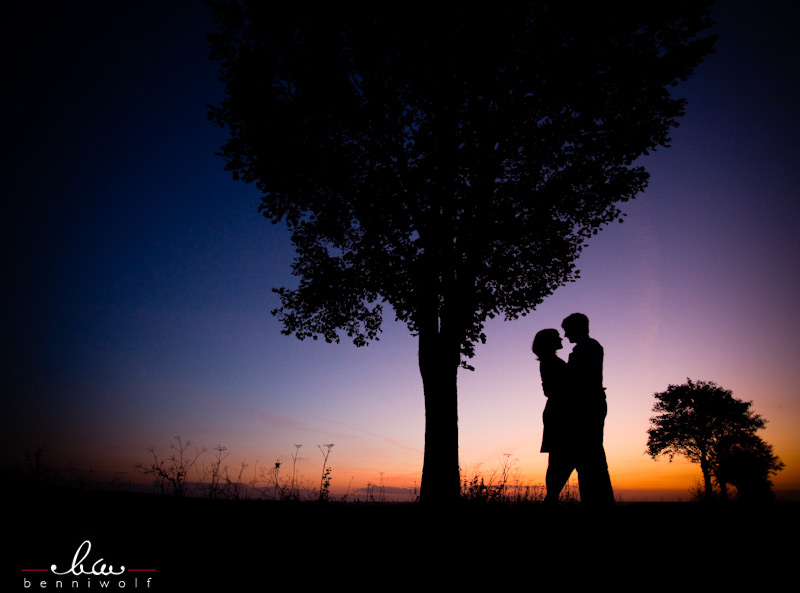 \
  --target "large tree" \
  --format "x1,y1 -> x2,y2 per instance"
646,379 -> 782,501
208,1 -> 715,502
